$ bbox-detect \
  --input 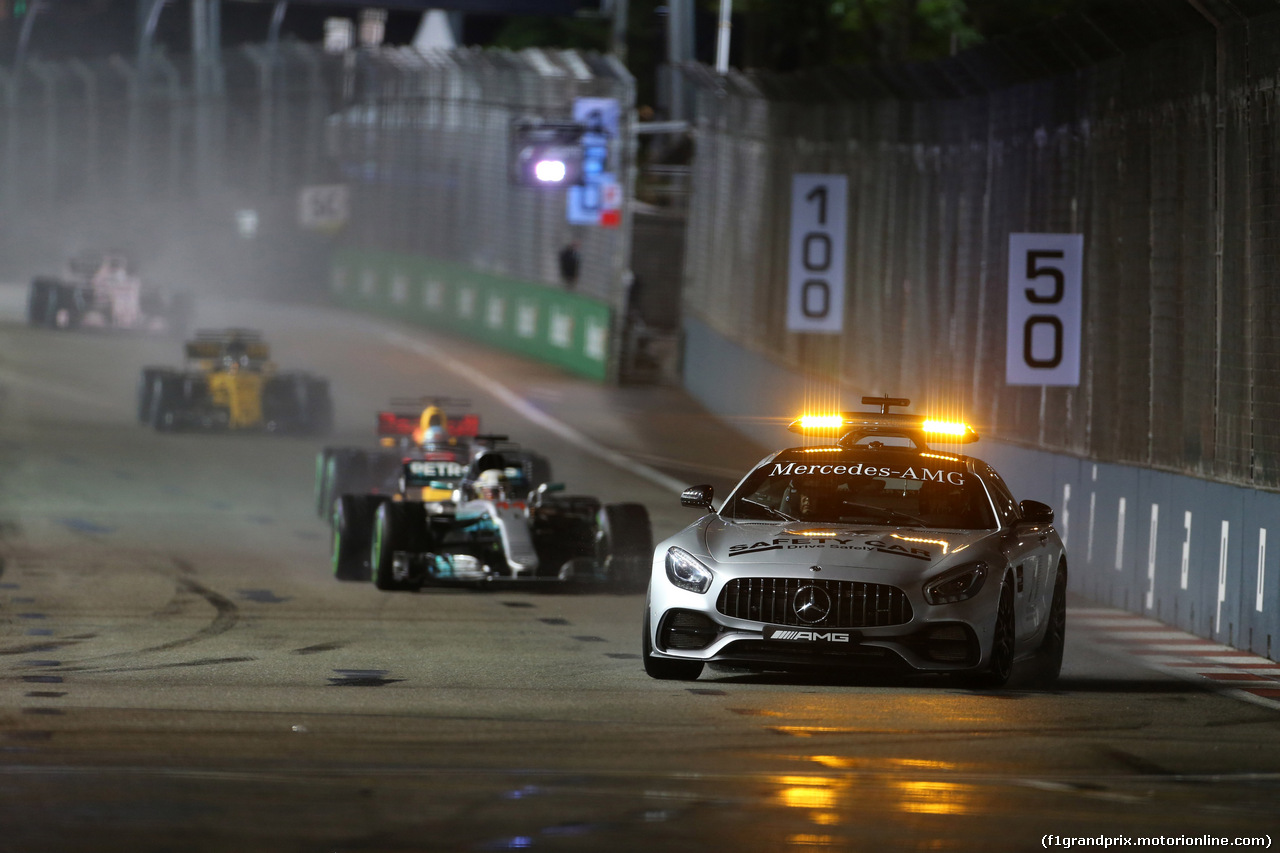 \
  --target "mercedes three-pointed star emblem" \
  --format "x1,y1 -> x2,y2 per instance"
792,584 -> 832,624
